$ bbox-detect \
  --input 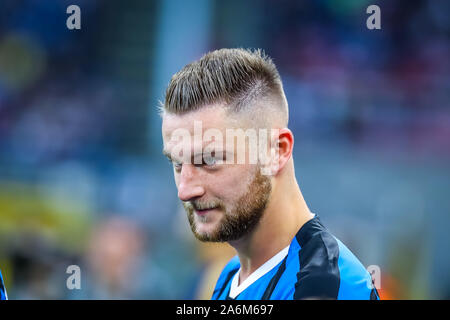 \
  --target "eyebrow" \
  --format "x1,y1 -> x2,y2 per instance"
162,149 -> 229,163
162,149 -> 172,160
